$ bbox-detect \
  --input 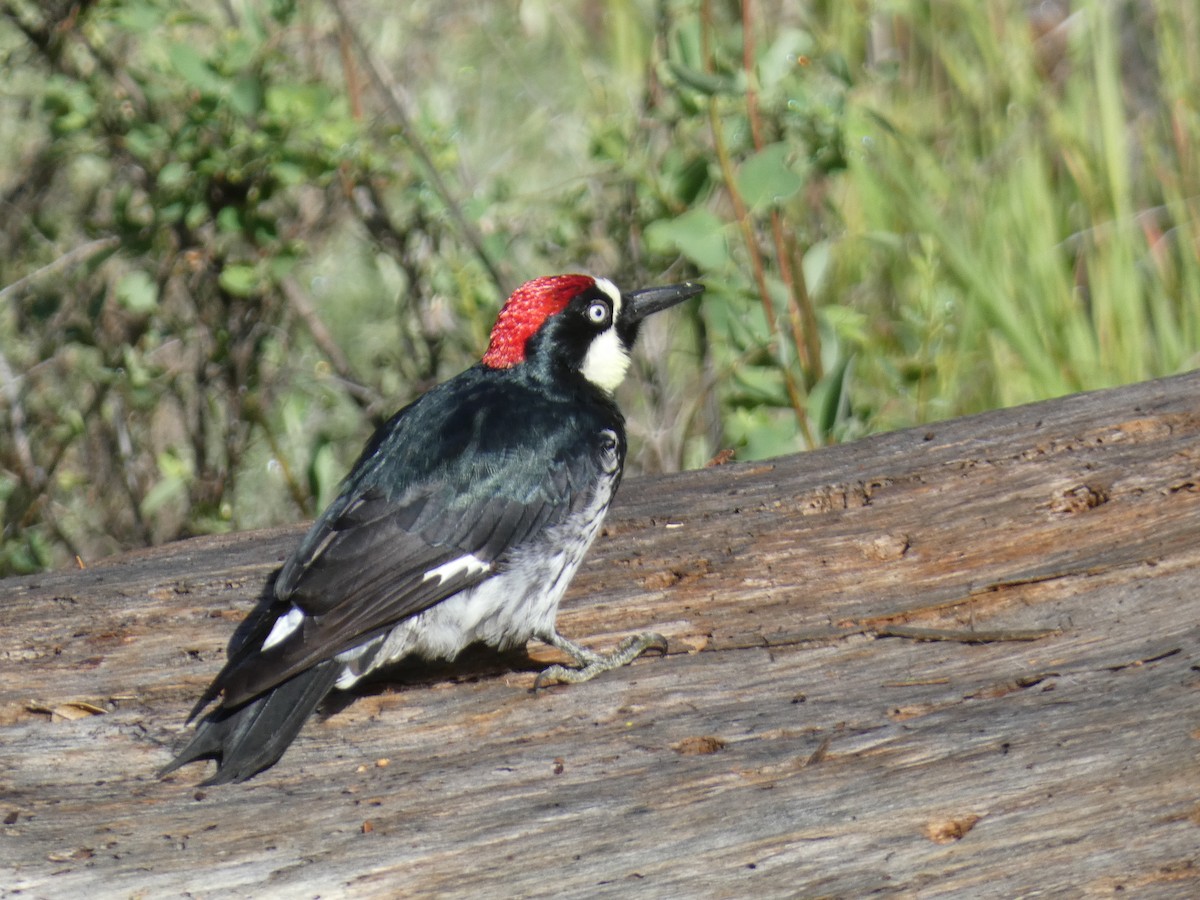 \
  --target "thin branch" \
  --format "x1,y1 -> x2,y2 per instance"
740,0 -> 821,389
280,276 -> 379,412
1,378 -> 111,544
108,391 -> 153,545
0,345 -> 38,487
337,20 -> 364,121
0,236 -> 120,305
741,0 -> 766,151
700,0 -> 814,447
252,414 -> 313,518
328,0 -> 507,294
